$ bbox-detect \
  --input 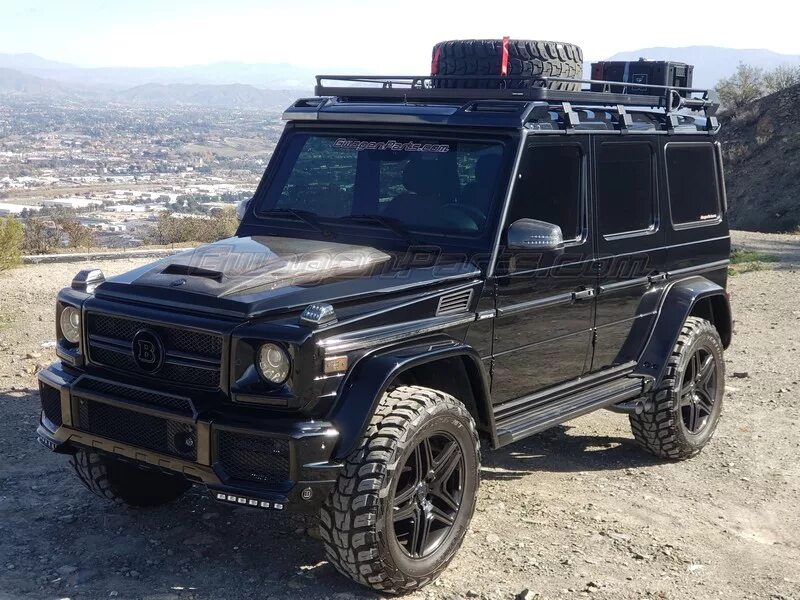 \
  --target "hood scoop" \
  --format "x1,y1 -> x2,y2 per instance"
161,263 -> 225,282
